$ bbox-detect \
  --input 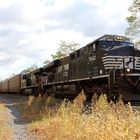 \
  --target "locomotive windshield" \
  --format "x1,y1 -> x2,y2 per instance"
98,41 -> 134,49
